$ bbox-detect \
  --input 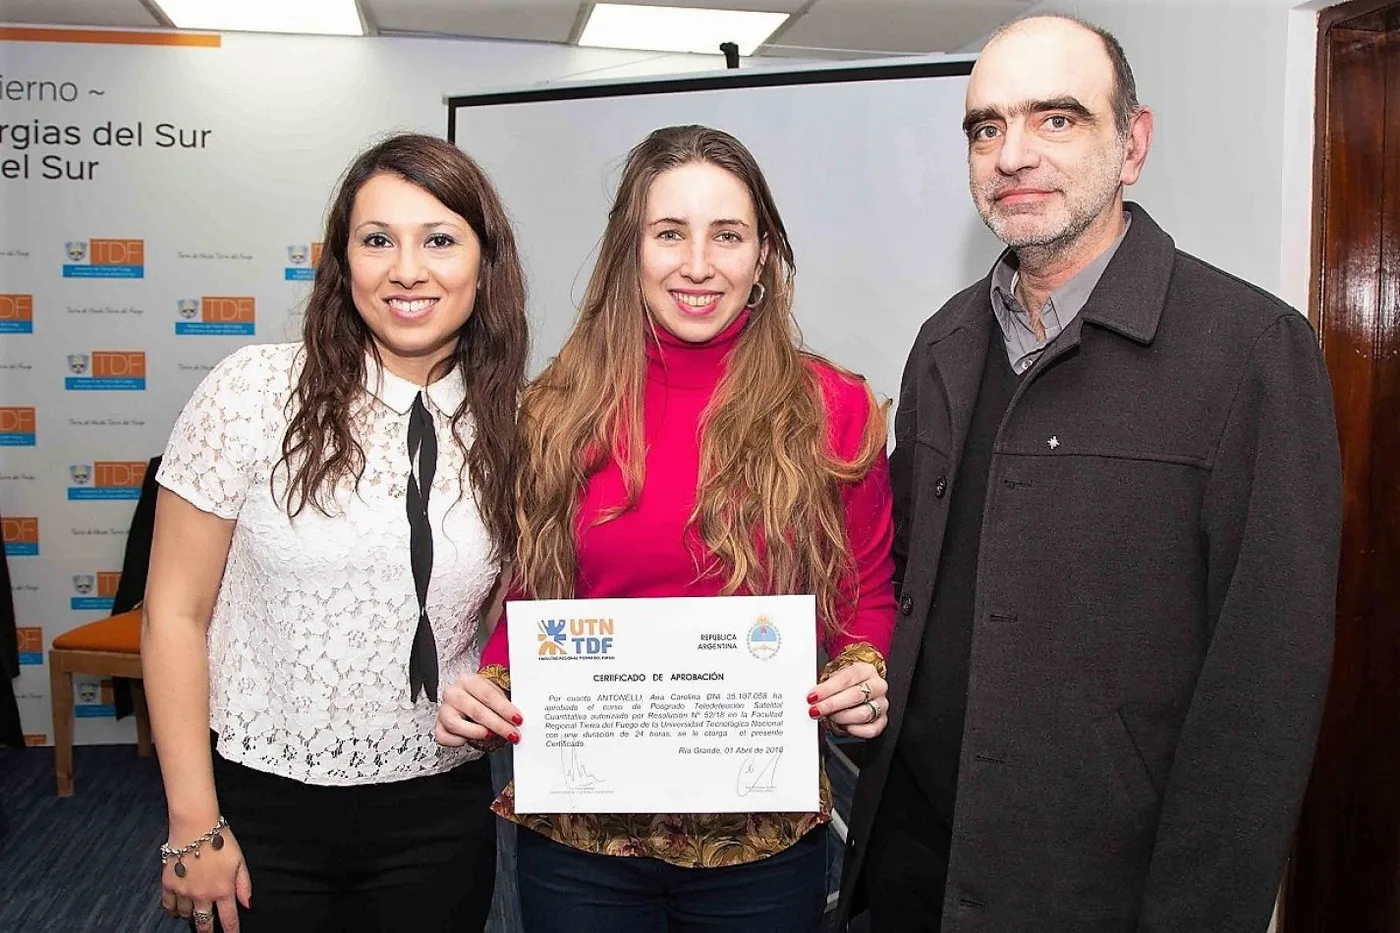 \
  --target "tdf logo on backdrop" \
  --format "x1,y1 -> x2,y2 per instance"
0,406 -> 36,446
65,350 -> 146,390
285,242 -> 323,281
74,678 -> 116,718
16,627 -> 42,666
176,296 -> 256,336
537,618 -> 616,658
62,238 -> 145,279
0,293 -> 33,333
2,516 -> 39,556
68,461 -> 146,500
71,571 -> 120,611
